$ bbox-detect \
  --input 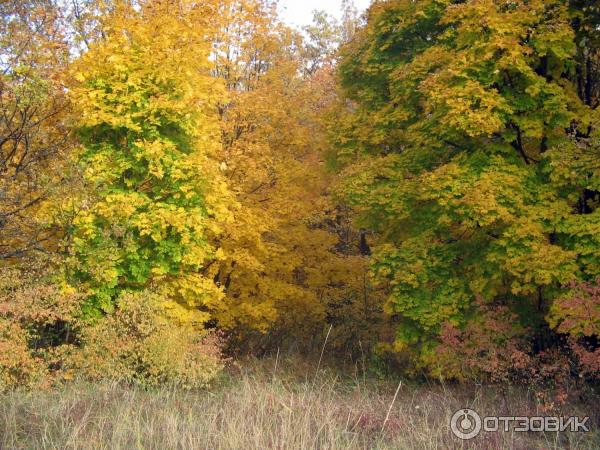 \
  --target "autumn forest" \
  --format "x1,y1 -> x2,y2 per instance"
1,0 -> 600,447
